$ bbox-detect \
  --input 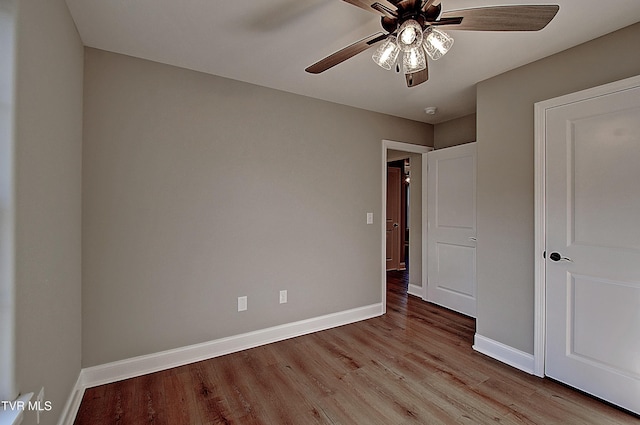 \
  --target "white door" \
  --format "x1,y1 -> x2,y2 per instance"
427,143 -> 477,317
544,79 -> 640,414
